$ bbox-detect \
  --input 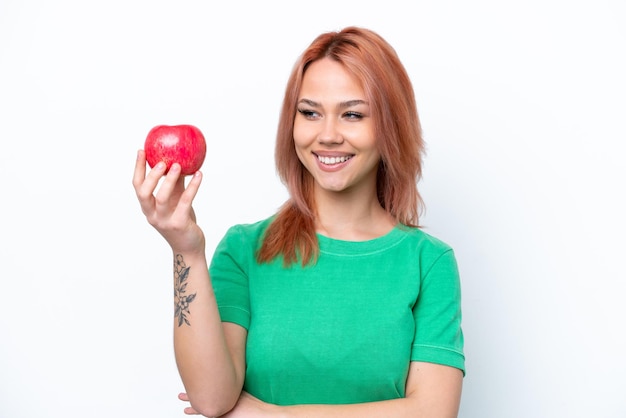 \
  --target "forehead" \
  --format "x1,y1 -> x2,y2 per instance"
300,58 -> 365,100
